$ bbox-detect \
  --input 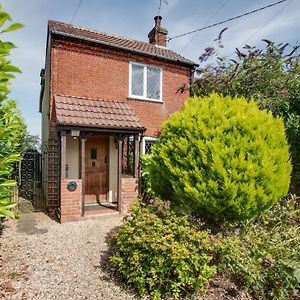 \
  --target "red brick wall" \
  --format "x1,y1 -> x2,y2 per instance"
50,37 -> 192,137
60,179 -> 82,223
121,177 -> 138,213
